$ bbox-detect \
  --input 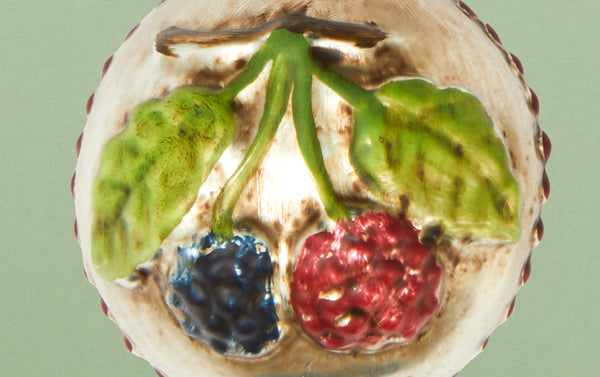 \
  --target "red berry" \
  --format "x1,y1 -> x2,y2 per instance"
290,212 -> 443,351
